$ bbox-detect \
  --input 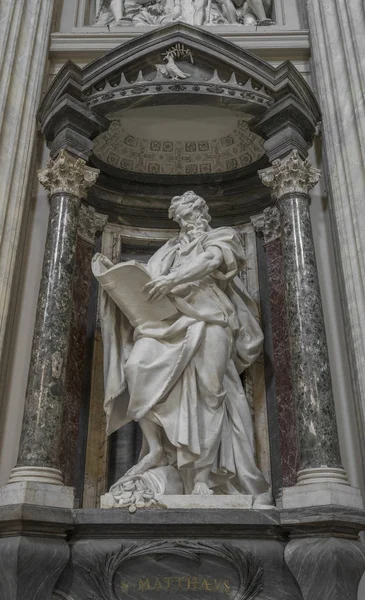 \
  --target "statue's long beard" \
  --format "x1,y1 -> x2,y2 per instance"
179,217 -> 210,245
